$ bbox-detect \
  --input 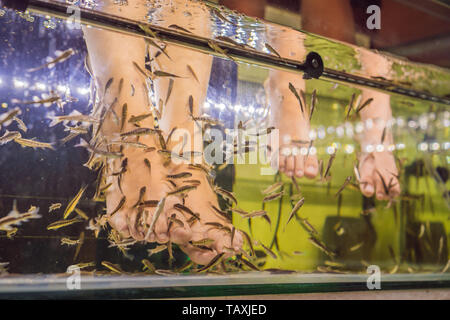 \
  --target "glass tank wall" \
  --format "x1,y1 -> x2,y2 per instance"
0,0 -> 449,298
